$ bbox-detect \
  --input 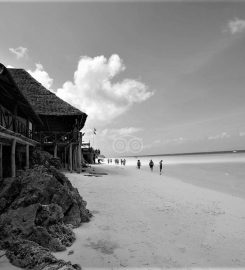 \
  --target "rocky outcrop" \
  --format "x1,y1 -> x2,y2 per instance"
30,149 -> 62,169
6,239 -> 81,270
0,165 -> 92,269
